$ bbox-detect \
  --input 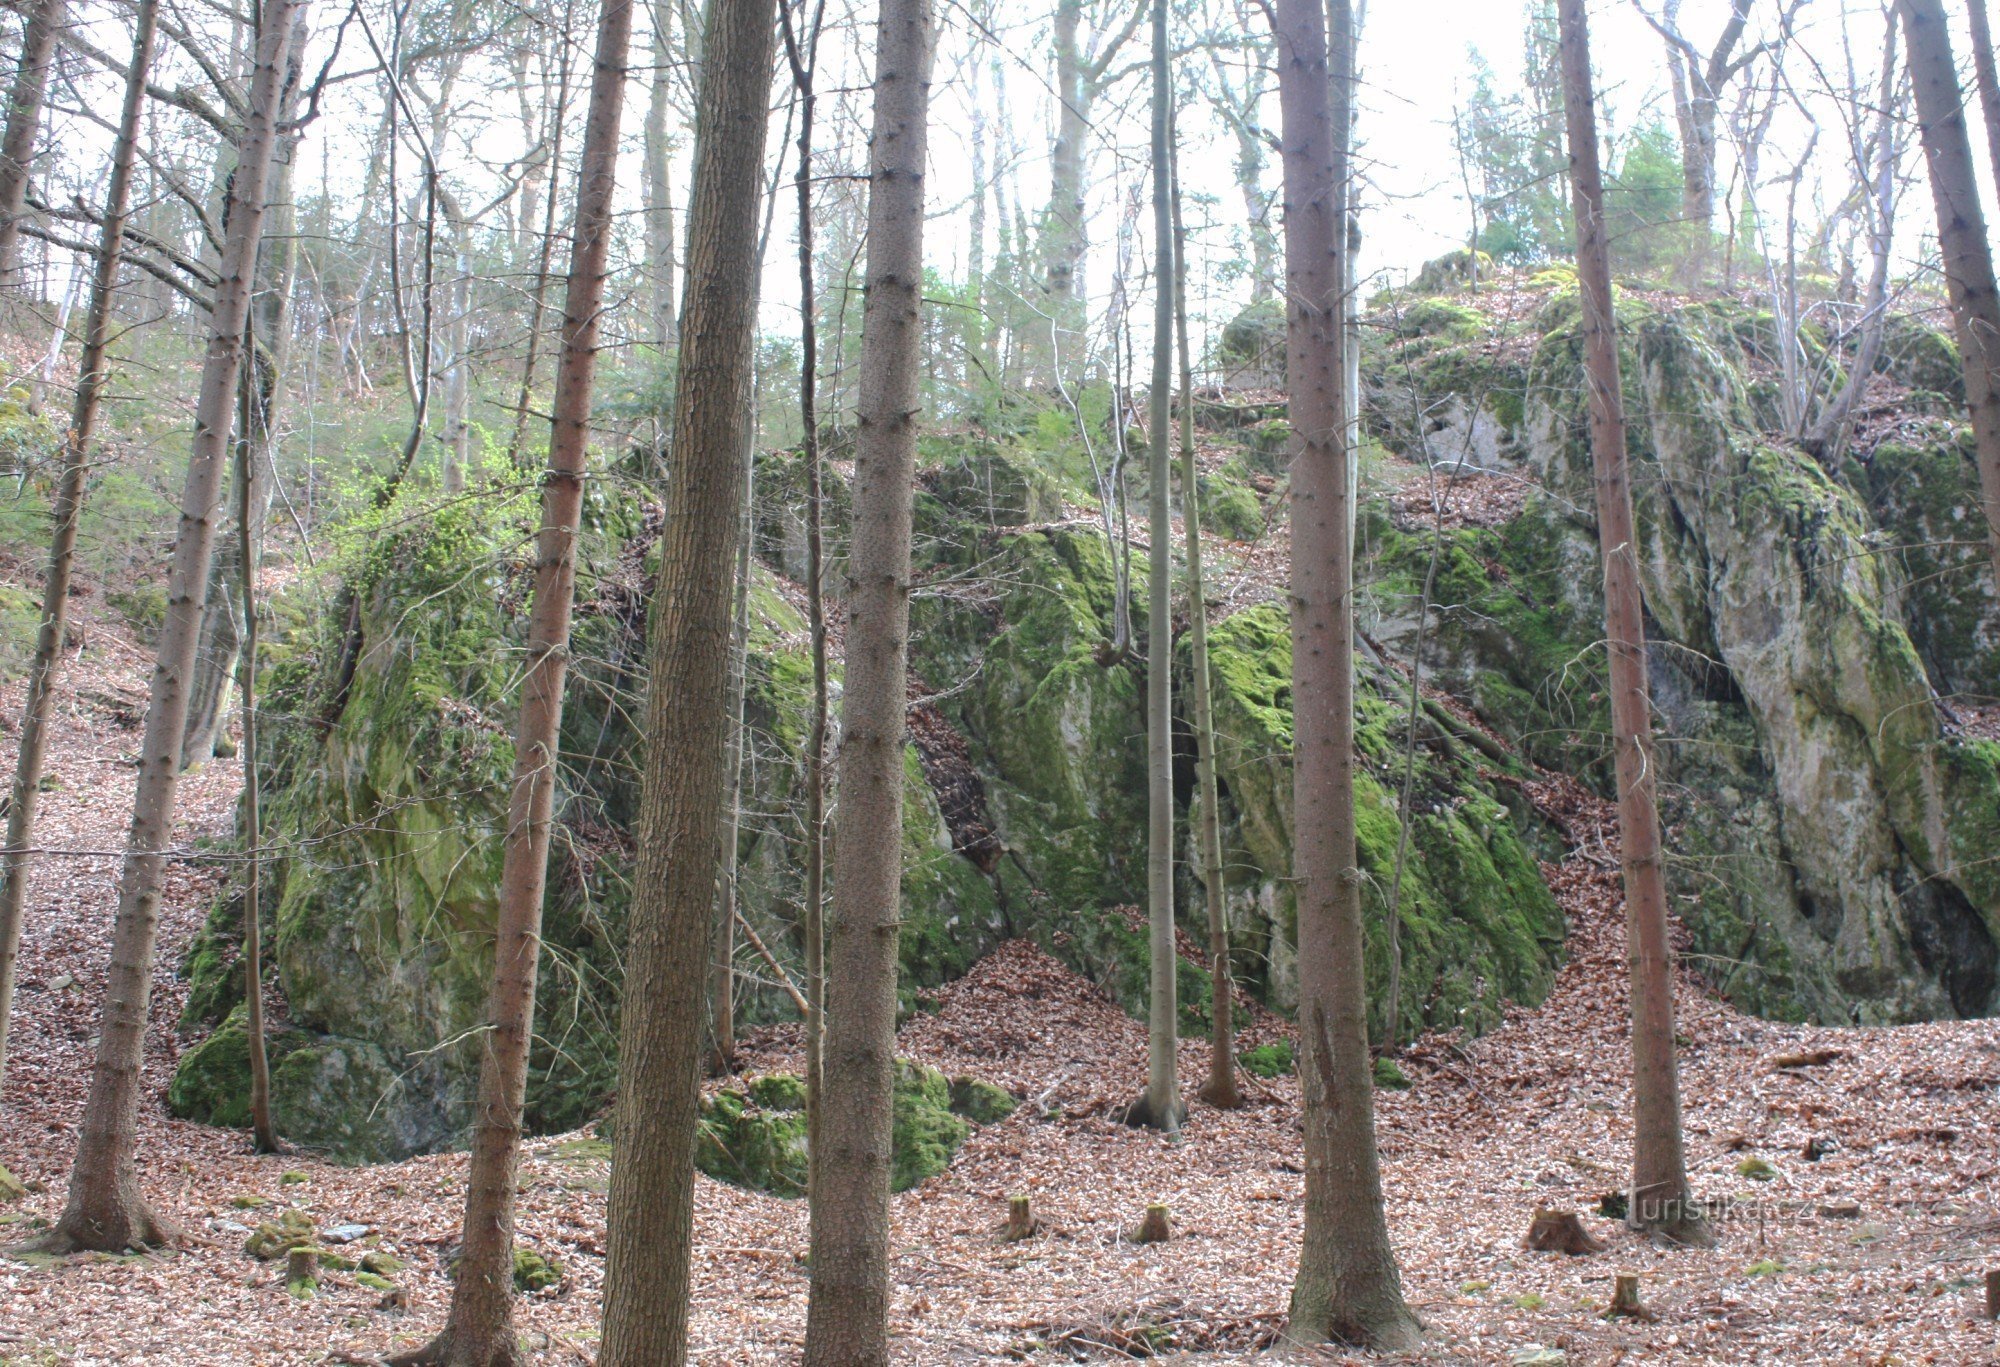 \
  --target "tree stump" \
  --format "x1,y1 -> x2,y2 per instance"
1524,1208 -> 1605,1256
999,1194 -> 1039,1243
1985,1268 -> 1999,1321
1607,1272 -> 1647,1319
286,1246 -> 319,1287
1130,1203 -> 1171,1245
